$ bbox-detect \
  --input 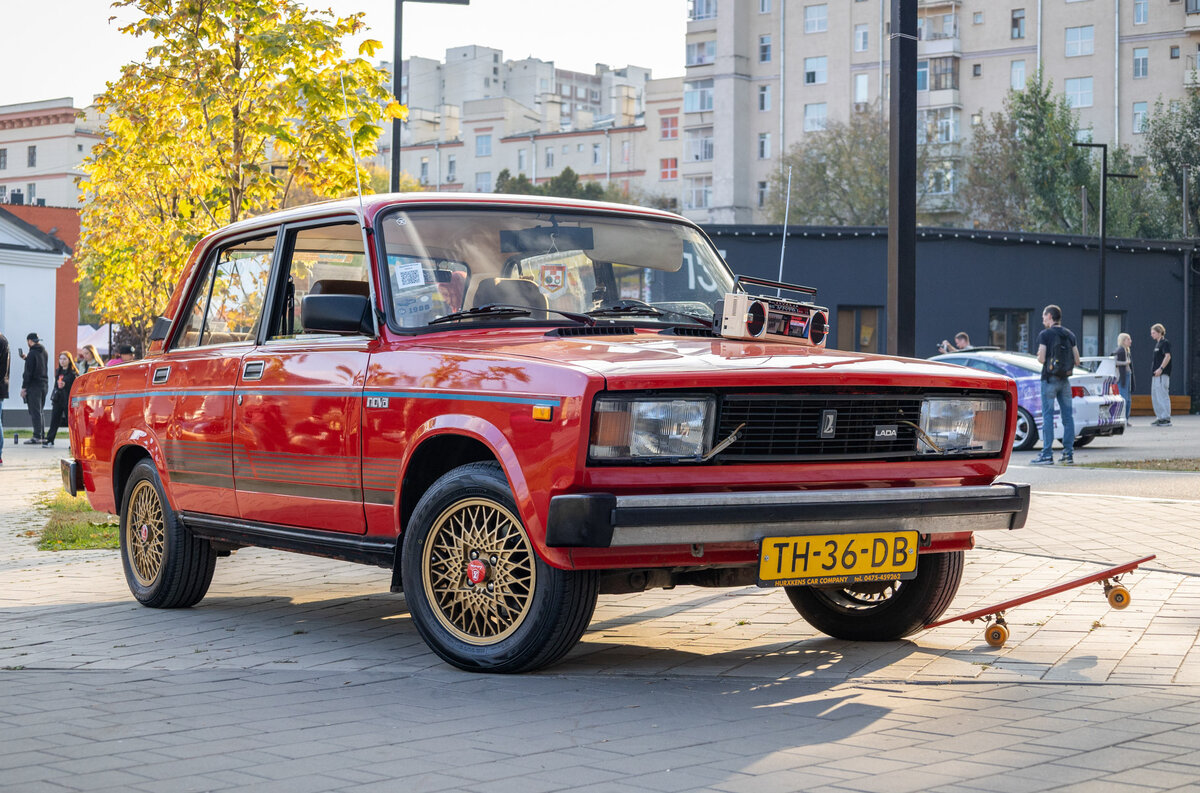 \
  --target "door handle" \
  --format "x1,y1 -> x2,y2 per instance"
242,360 -> 265,381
